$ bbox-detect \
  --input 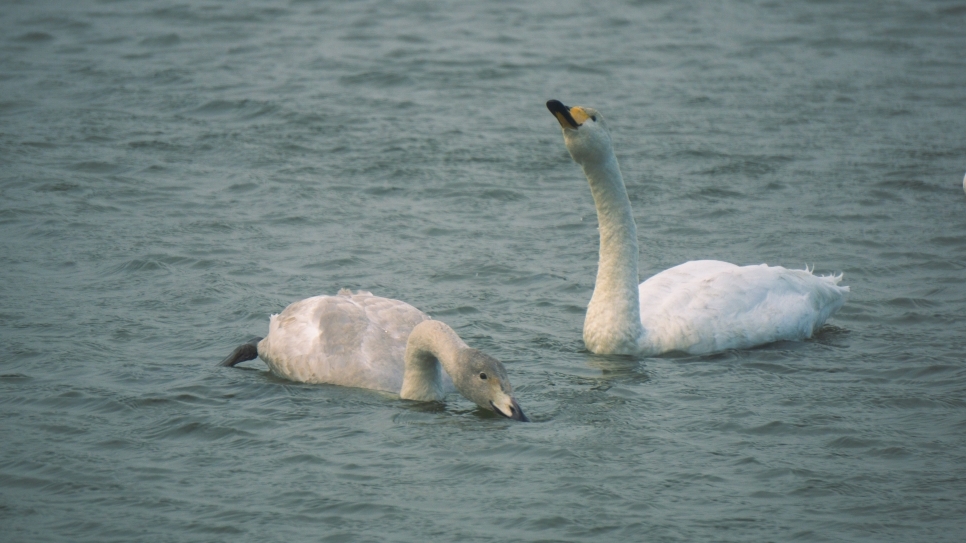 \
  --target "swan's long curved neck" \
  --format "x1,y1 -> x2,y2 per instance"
400,320 -> 468,401
581,155 -> 646,353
